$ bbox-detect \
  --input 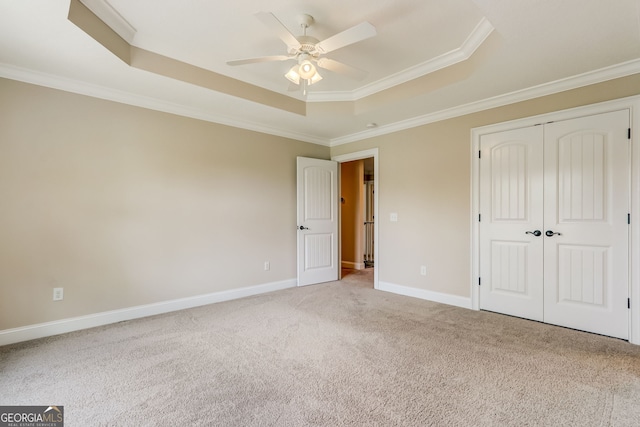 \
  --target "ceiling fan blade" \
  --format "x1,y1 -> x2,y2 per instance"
315,22 -> 376,54
255,12 -> 301,50
227,55 -> 292,66
316,57 -> 368,80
